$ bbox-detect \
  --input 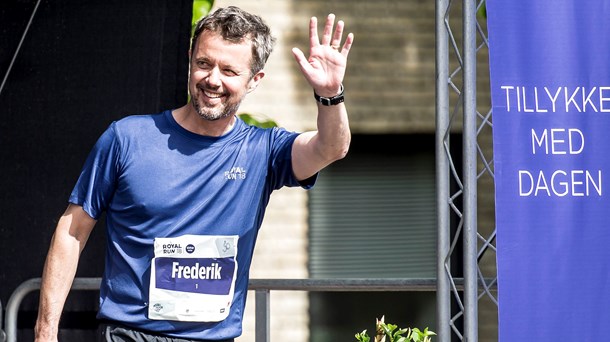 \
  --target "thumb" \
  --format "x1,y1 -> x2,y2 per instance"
291,47 -> 313,75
